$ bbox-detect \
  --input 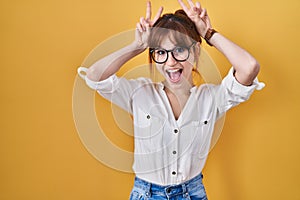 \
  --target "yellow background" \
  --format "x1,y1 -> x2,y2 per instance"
1,0 -> 300,199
